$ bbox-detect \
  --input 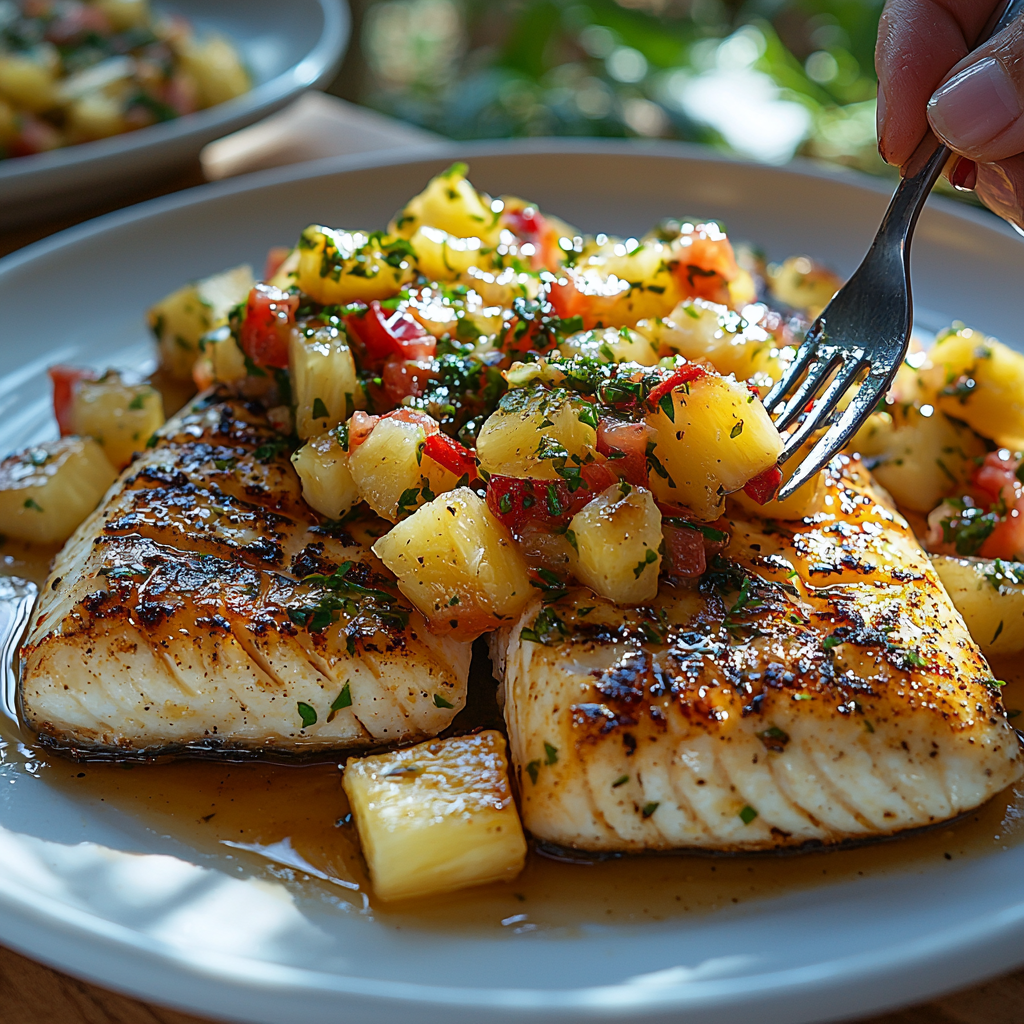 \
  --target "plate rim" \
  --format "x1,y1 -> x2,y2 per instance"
3,138 -> 1024,1024
0,0 -> 349,185
2,136 -> 1020,272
